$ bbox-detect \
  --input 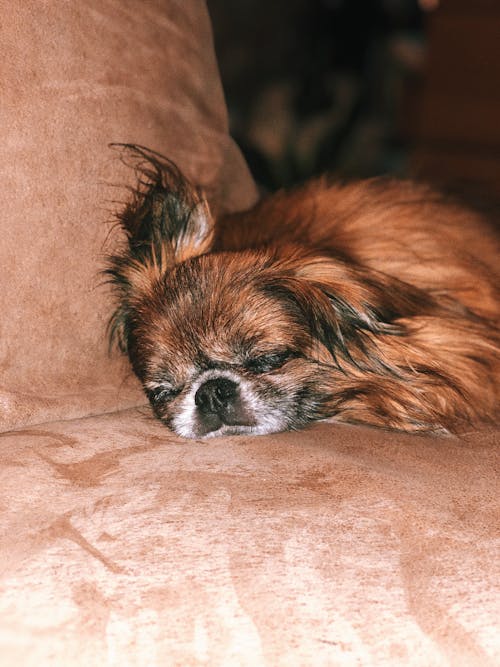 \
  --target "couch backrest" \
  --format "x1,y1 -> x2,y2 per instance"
0,0 -> 257,432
